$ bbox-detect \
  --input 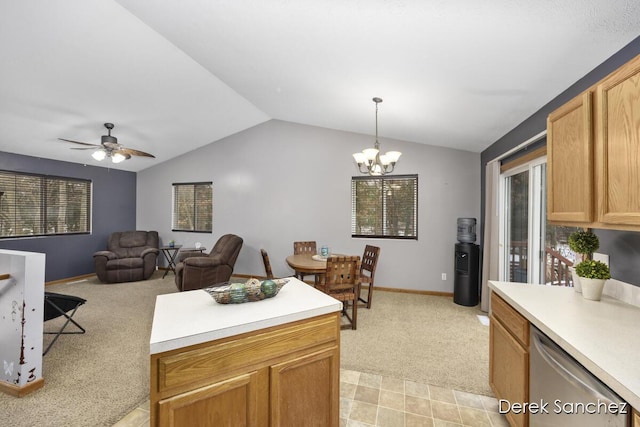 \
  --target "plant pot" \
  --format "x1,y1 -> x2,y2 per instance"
569,266 -> 581,293
579,278 -> 606,301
